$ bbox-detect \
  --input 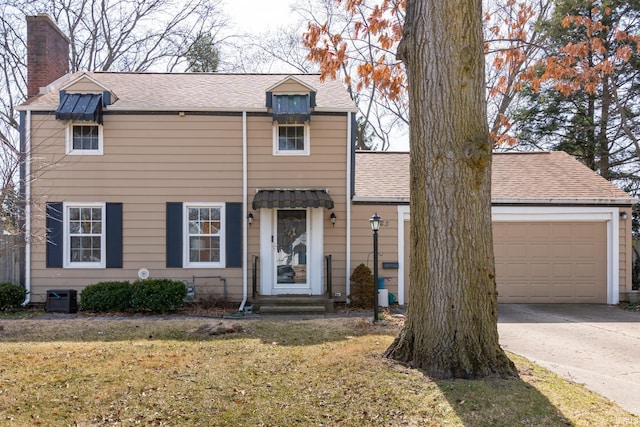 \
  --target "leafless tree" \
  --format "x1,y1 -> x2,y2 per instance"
483,0 -> 553,147
221,25 -> 316,74
0,0 -> 227,222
